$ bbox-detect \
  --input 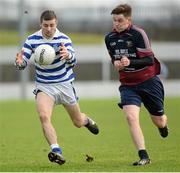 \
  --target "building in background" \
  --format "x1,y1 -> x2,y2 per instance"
0,0 -> 180,37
